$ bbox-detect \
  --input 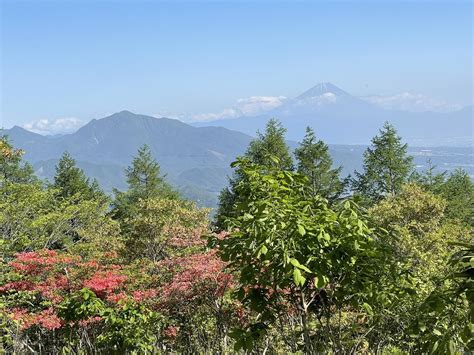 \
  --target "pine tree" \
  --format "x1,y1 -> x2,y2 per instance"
245,118 -> 294,170
216,119 -> 293,227
53,152 -> 97,200
295,127 -> 344,202
352,122 -> 413,203
438,169 -> 474,226
409,159 -> 446,193
124,144 -> 177,200
112,145 -> 179,221
0,135 -> 36,186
